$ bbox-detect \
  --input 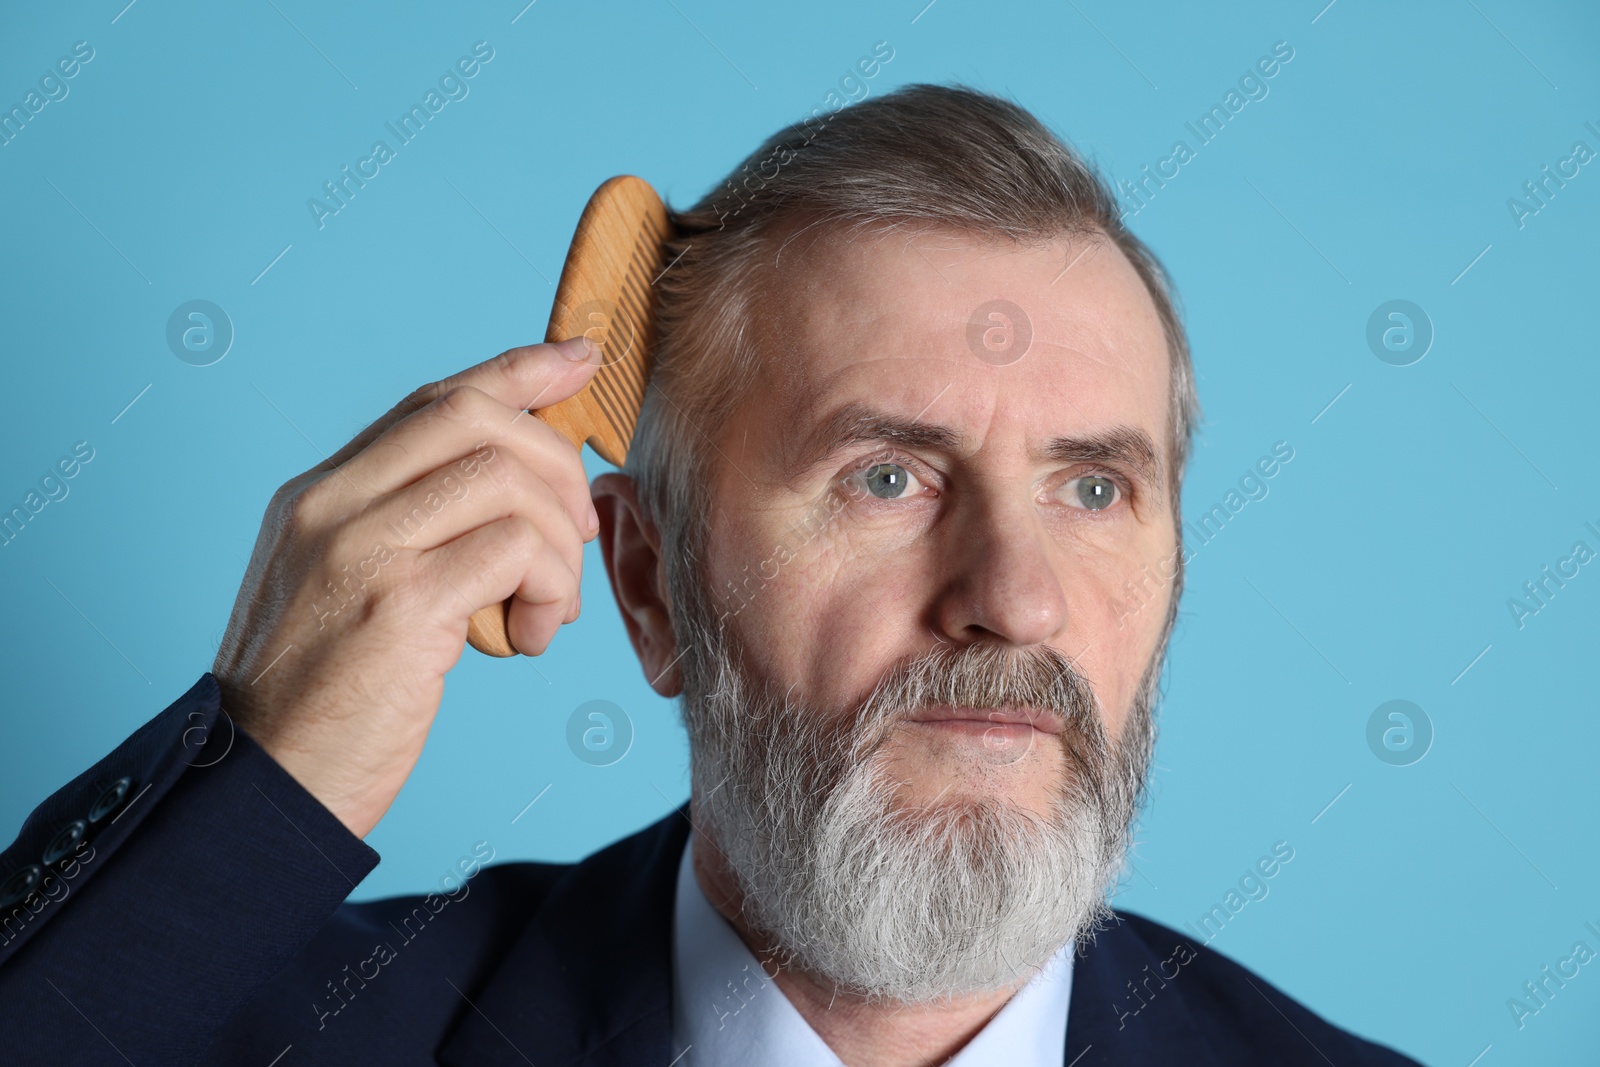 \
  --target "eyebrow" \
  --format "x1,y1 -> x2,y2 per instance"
780,400 -> 1164,492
